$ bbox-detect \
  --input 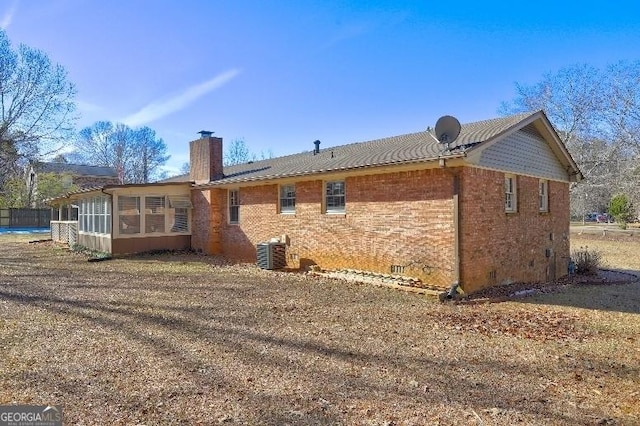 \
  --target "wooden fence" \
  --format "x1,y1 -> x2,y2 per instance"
0,208 -> 51,228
